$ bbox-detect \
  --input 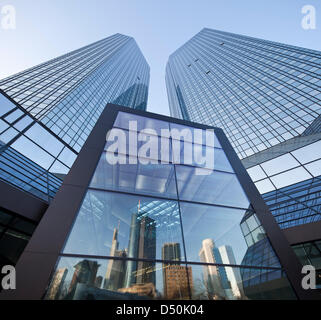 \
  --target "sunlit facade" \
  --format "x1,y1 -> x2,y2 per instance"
166,28 -> 321,159
0,33 -> 149,201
